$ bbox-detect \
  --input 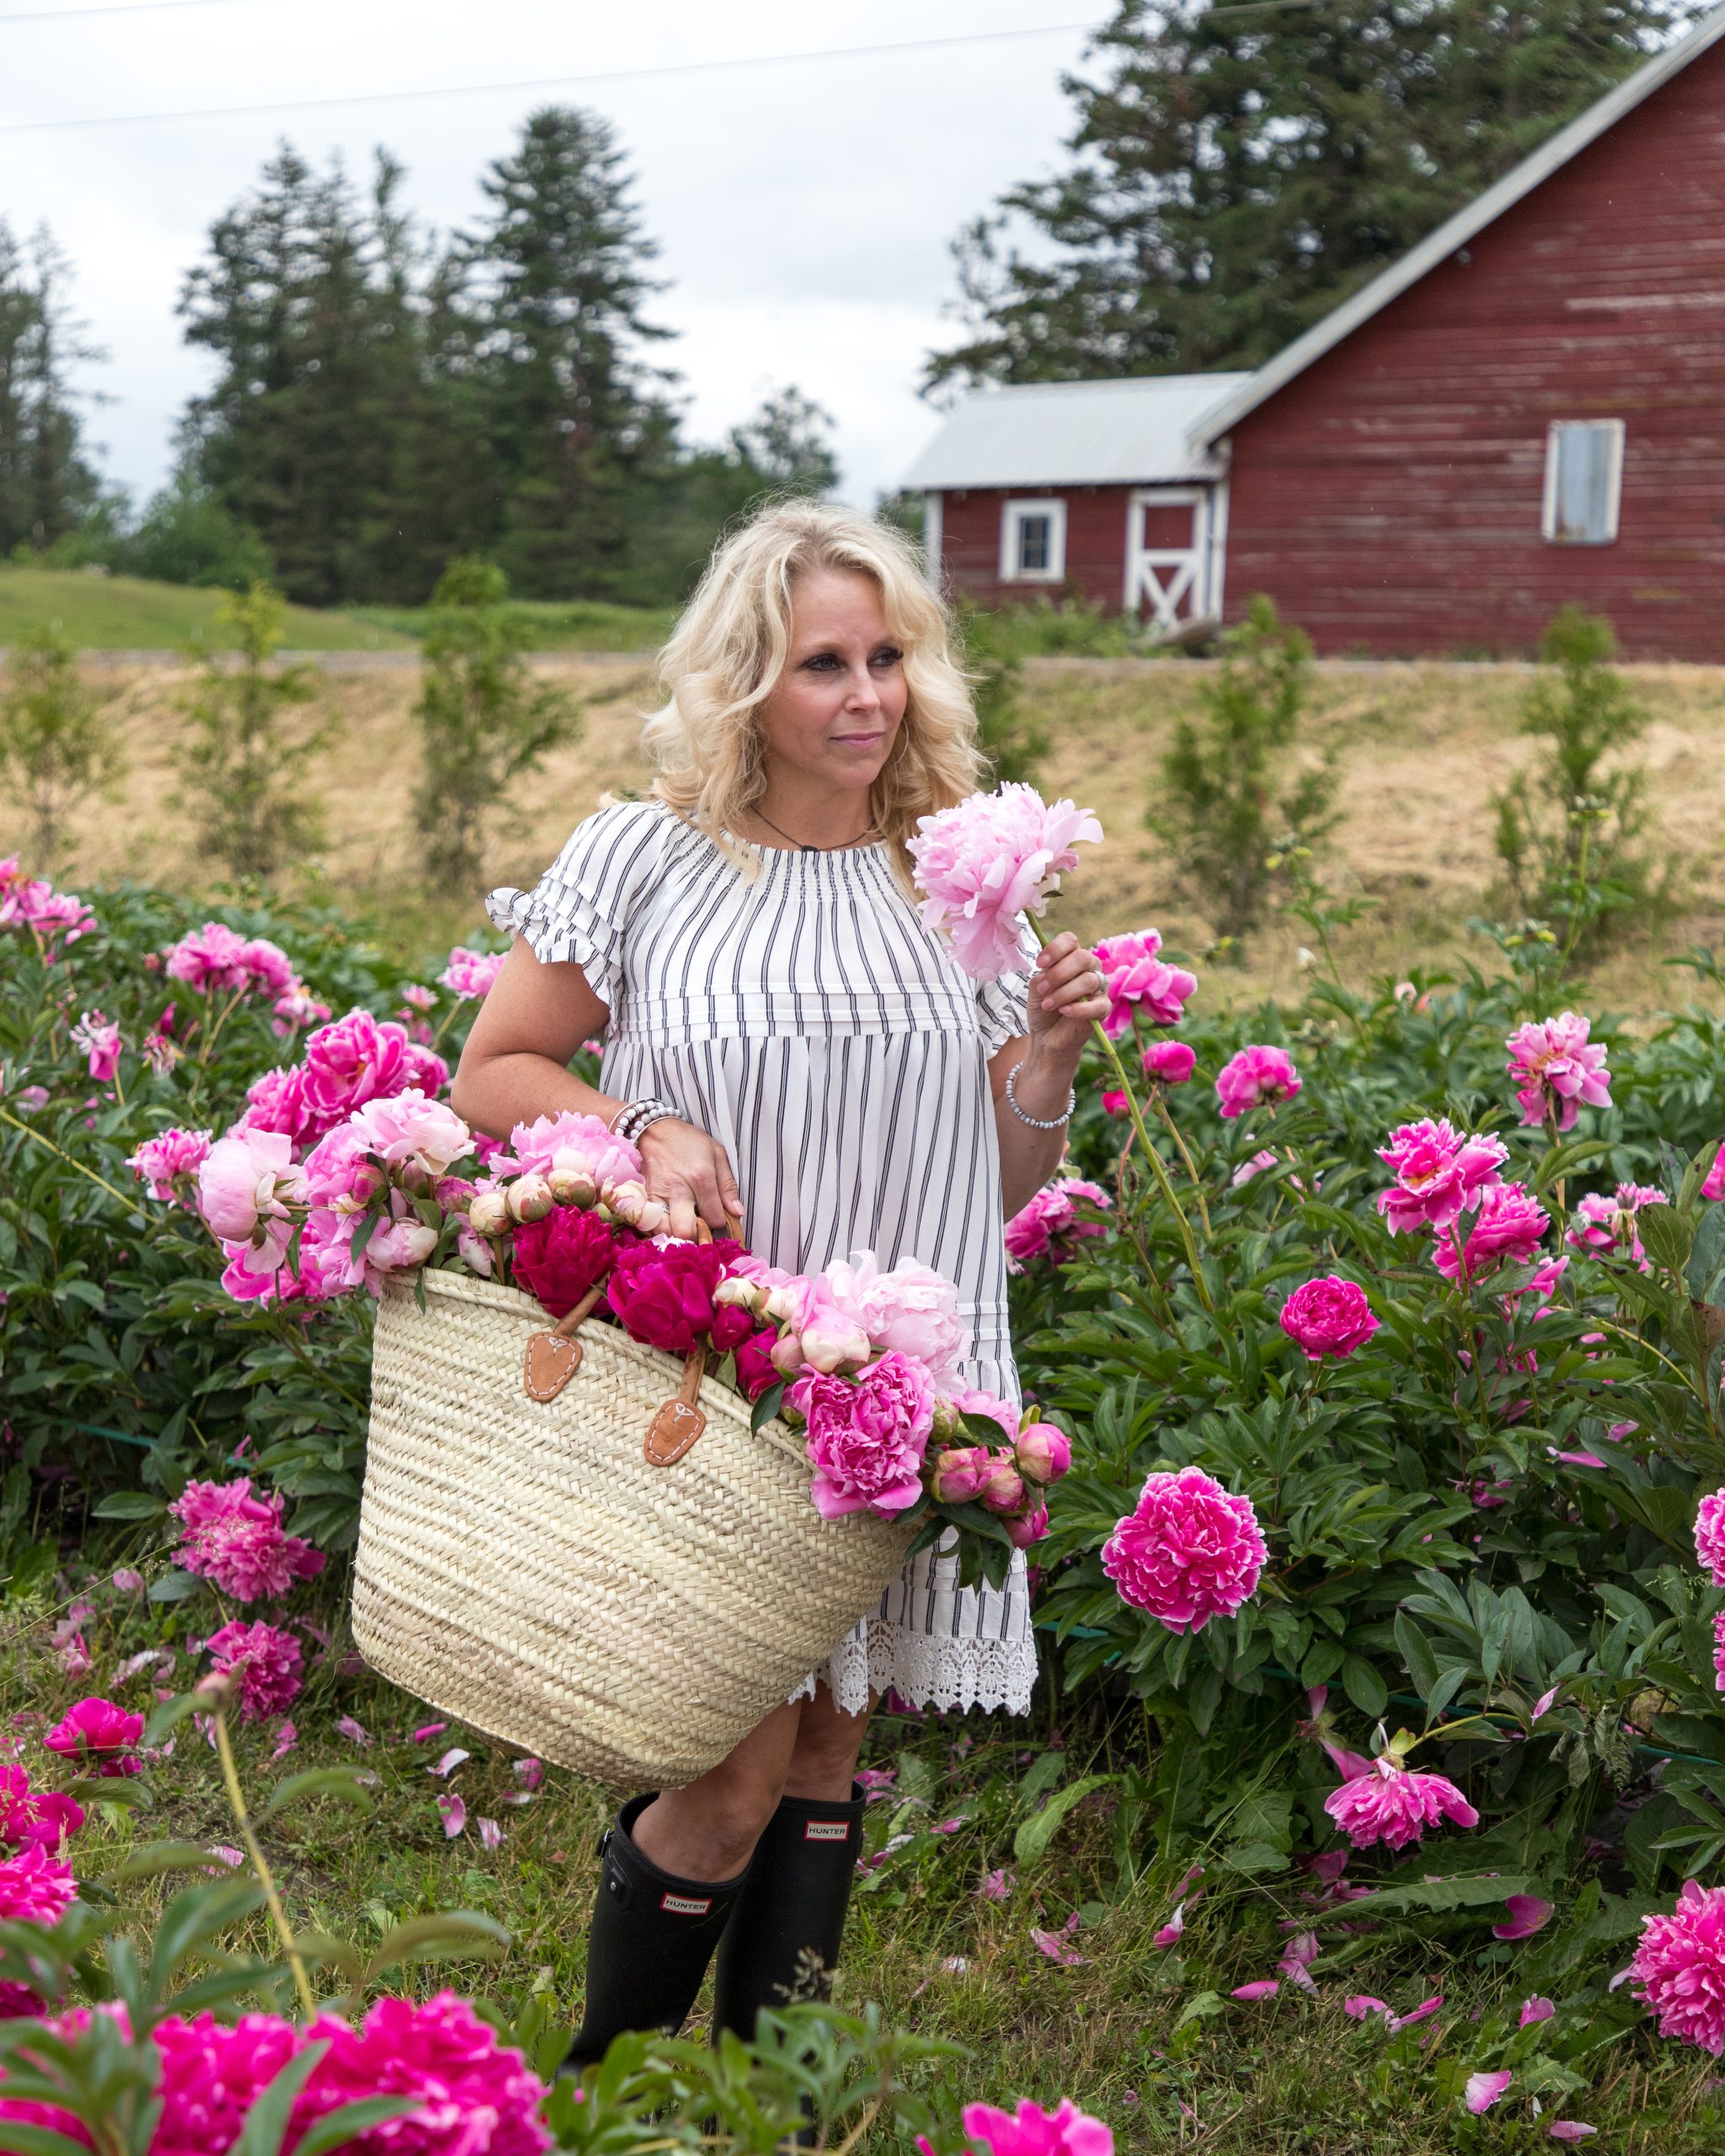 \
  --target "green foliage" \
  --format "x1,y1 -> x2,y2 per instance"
1150,595 -> 1338,943
0,626 -> 121,870
0,219 -> 103,557
1492,603 -> 1668,958
927,0 -> 1706,391
0,565 -> 408,653
724,385 -> 837,498
126,467 -> 274,593
411,558 -> 582,894
174,583 -> 329,880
